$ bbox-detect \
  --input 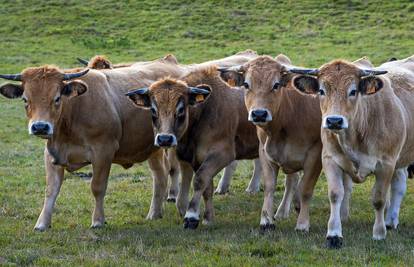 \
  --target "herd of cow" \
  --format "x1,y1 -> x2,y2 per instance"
1,50 -> 414,249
